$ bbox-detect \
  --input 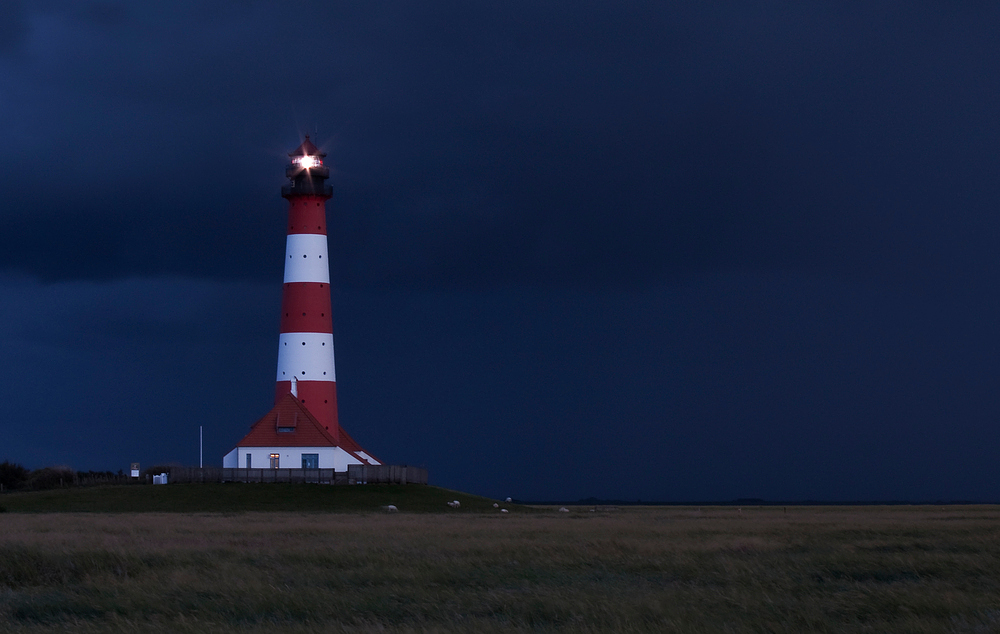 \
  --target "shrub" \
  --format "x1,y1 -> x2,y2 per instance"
0,461 -> 29,490
27,466 -> 75,490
